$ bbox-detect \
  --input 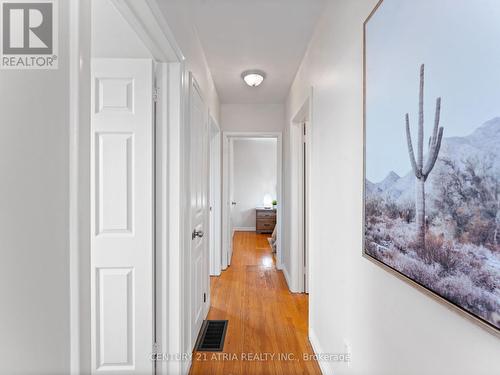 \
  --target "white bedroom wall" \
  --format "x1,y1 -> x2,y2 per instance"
286,1 -> 500,374
0,1 -> 71,374
221,103 -> 285,132
231,139 -> 277,229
